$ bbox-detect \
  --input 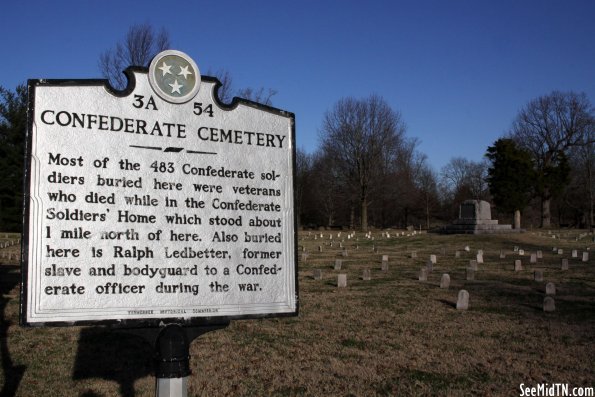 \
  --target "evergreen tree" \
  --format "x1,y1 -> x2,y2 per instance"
0,84 -> 27,231
485,138 -> 535,229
